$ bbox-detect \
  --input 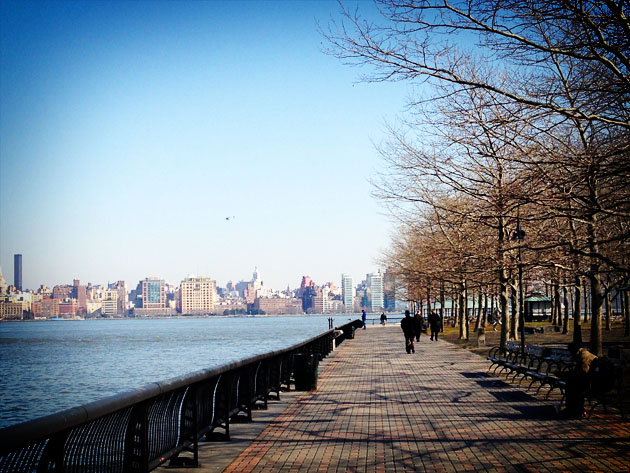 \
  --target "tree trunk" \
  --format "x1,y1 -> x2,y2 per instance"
573,275 -> 583,345
453,287 -> 458,328
583,278 -> 589,323
458,282 -> 466,339
475,291 -> 482,331
439,281 -> 445,332
550,280 -> 557,325
464,280 -> 470,340
562,280 -> 569,335
605,290 -> 612,331
554,281 -> 562,326
510,285 -> 518,340
427,277 -> 431,315
481,292 -> 488,329
589,271 -> 604,356
499,269 -> 510,348
625,286 -> 630,337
